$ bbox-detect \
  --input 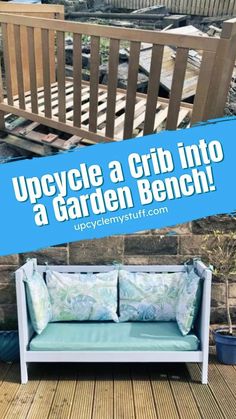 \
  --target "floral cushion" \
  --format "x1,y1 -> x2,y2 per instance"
176,269 -> 201,336
119,270 -> 185,322
46,270 -> 119,322
25,270 -> 52,334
